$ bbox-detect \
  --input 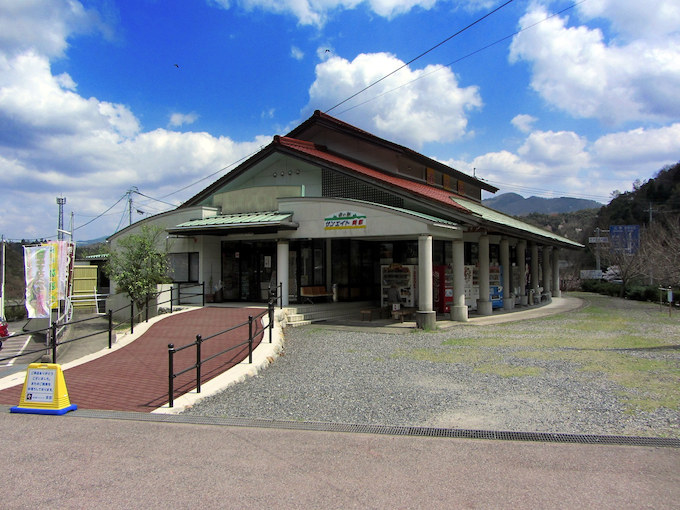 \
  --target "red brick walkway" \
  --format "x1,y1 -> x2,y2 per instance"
0,307 -> 265,412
